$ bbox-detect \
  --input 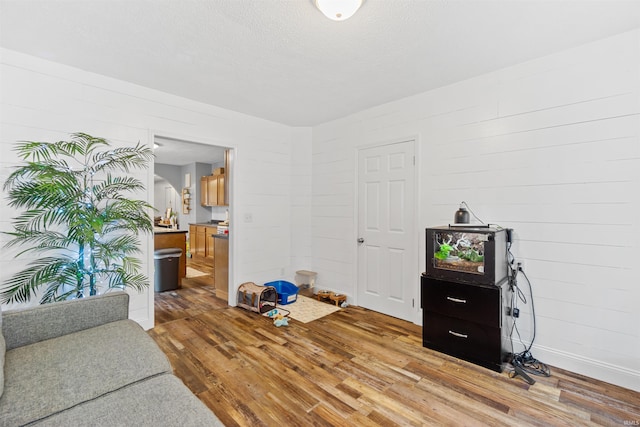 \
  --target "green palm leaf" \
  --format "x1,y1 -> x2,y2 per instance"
2,133 -> 153,304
